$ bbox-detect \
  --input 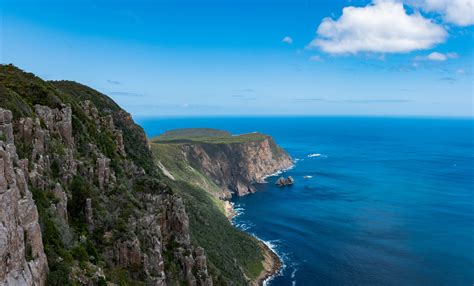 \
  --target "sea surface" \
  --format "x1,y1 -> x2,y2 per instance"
138,116 -> 474,286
